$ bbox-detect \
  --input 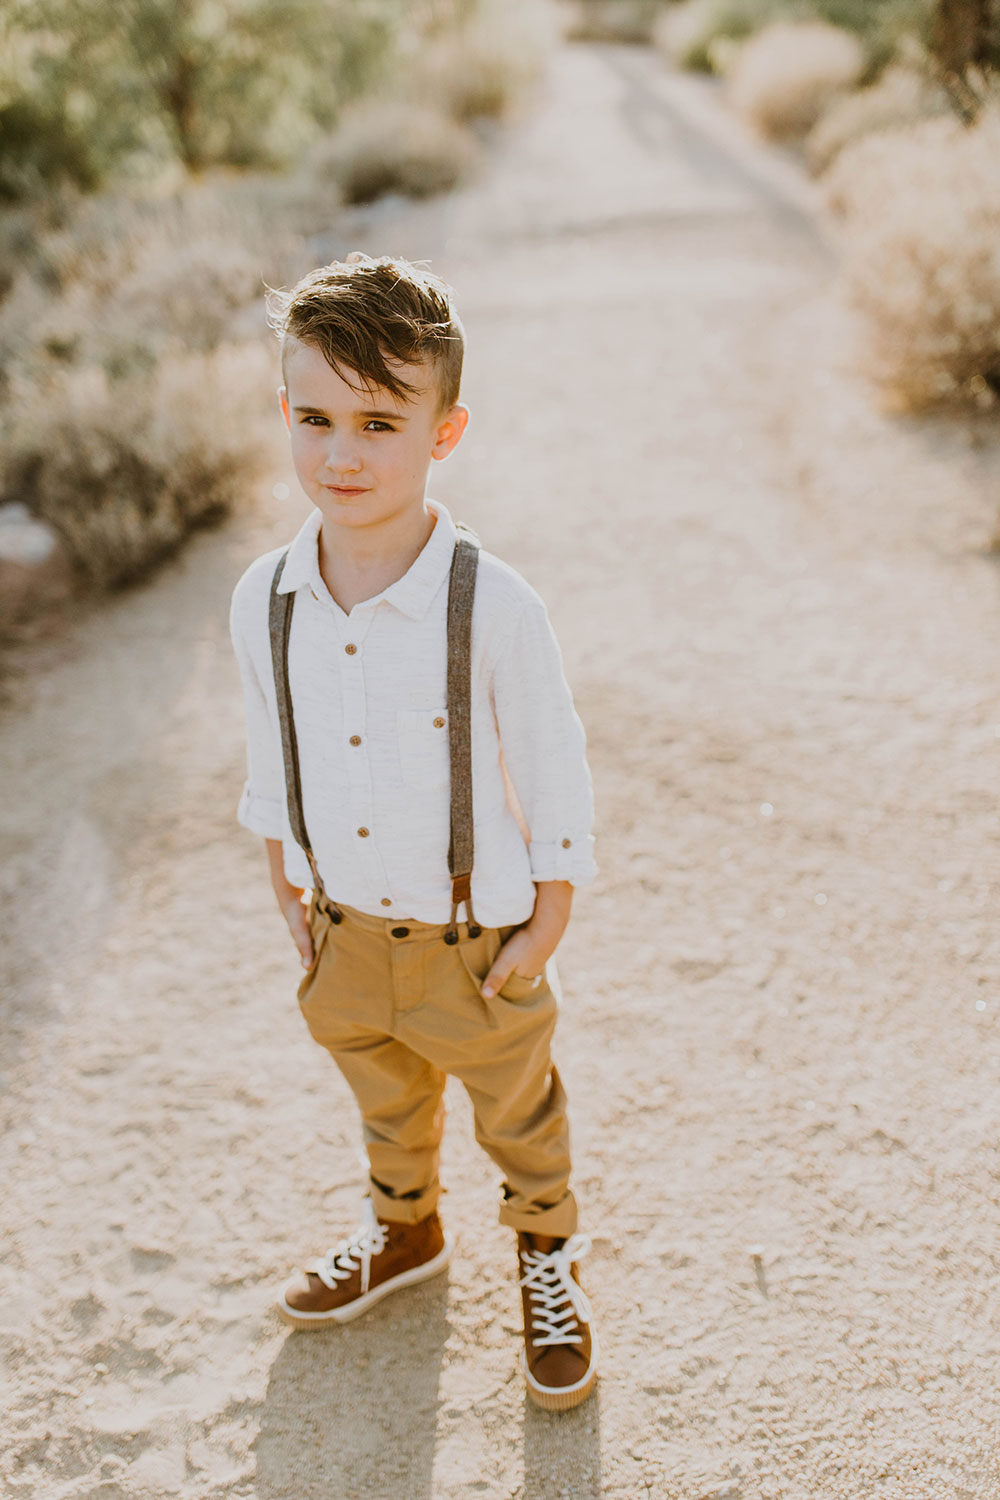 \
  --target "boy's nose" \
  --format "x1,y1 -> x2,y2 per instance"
323,446 -> 363,477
